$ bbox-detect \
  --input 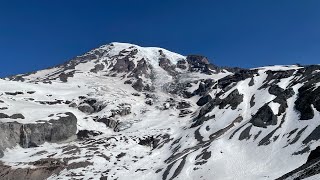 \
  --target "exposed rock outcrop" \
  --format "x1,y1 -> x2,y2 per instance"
295,85 -> 320,120
0,112 -> 77,158
250,105 -> 277,128
0,159 -> 65,180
